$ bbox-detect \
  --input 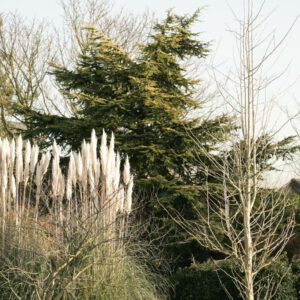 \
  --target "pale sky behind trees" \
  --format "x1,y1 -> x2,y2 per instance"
2,0 -> 300,185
